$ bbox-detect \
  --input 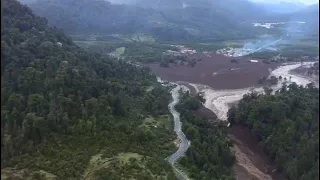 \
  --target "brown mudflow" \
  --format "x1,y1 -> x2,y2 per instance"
170,78 -> 286,180
146,53 -> 279,90
228,125 -> 287,180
